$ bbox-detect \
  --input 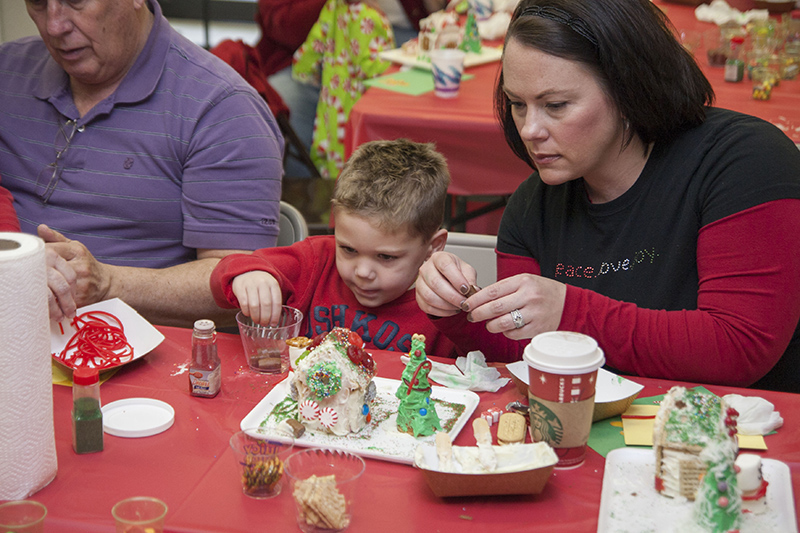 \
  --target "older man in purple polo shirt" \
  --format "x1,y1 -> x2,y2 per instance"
0,0 -> 284,327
